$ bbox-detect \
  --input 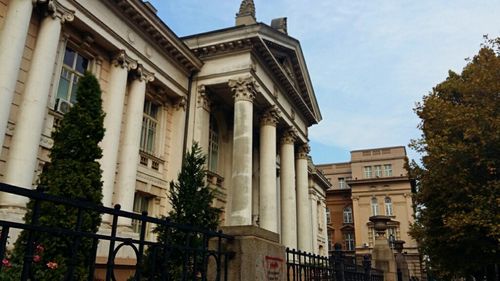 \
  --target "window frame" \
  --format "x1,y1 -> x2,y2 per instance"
371,197 -> 379,216
363,166 -> 372,178
343,232 -> 355,251
374,165 -> 382,177
384,164 -> 393,177
343,206 -> 353,224
385,197 -> 393,216
131,192 -> 151,233
140,99 -> 160,155
55,45 -> 90,105
208,114 -> 220,173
